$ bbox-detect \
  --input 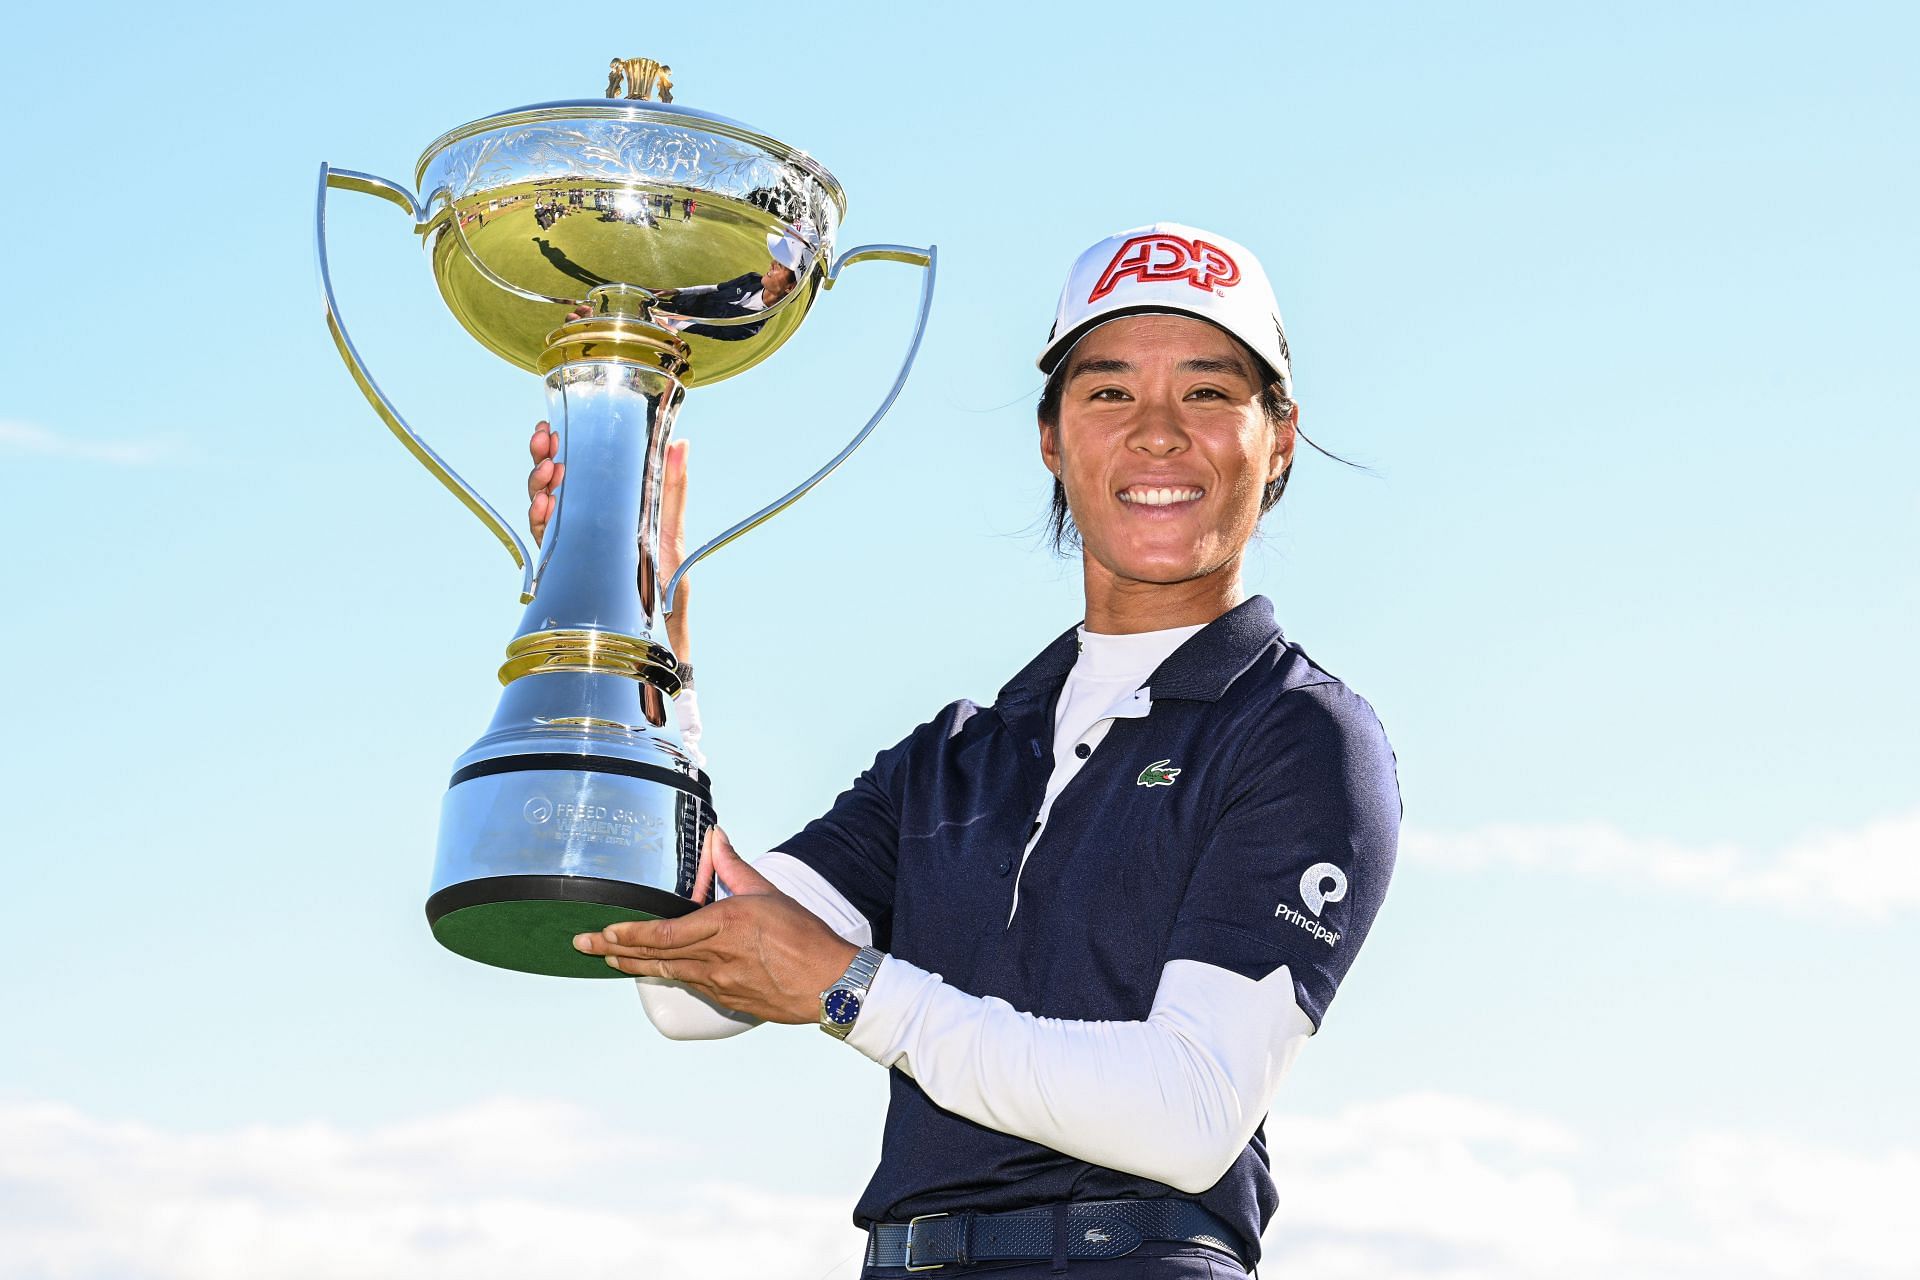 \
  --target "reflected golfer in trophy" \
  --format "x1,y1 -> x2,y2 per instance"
315,62 -> 936,978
